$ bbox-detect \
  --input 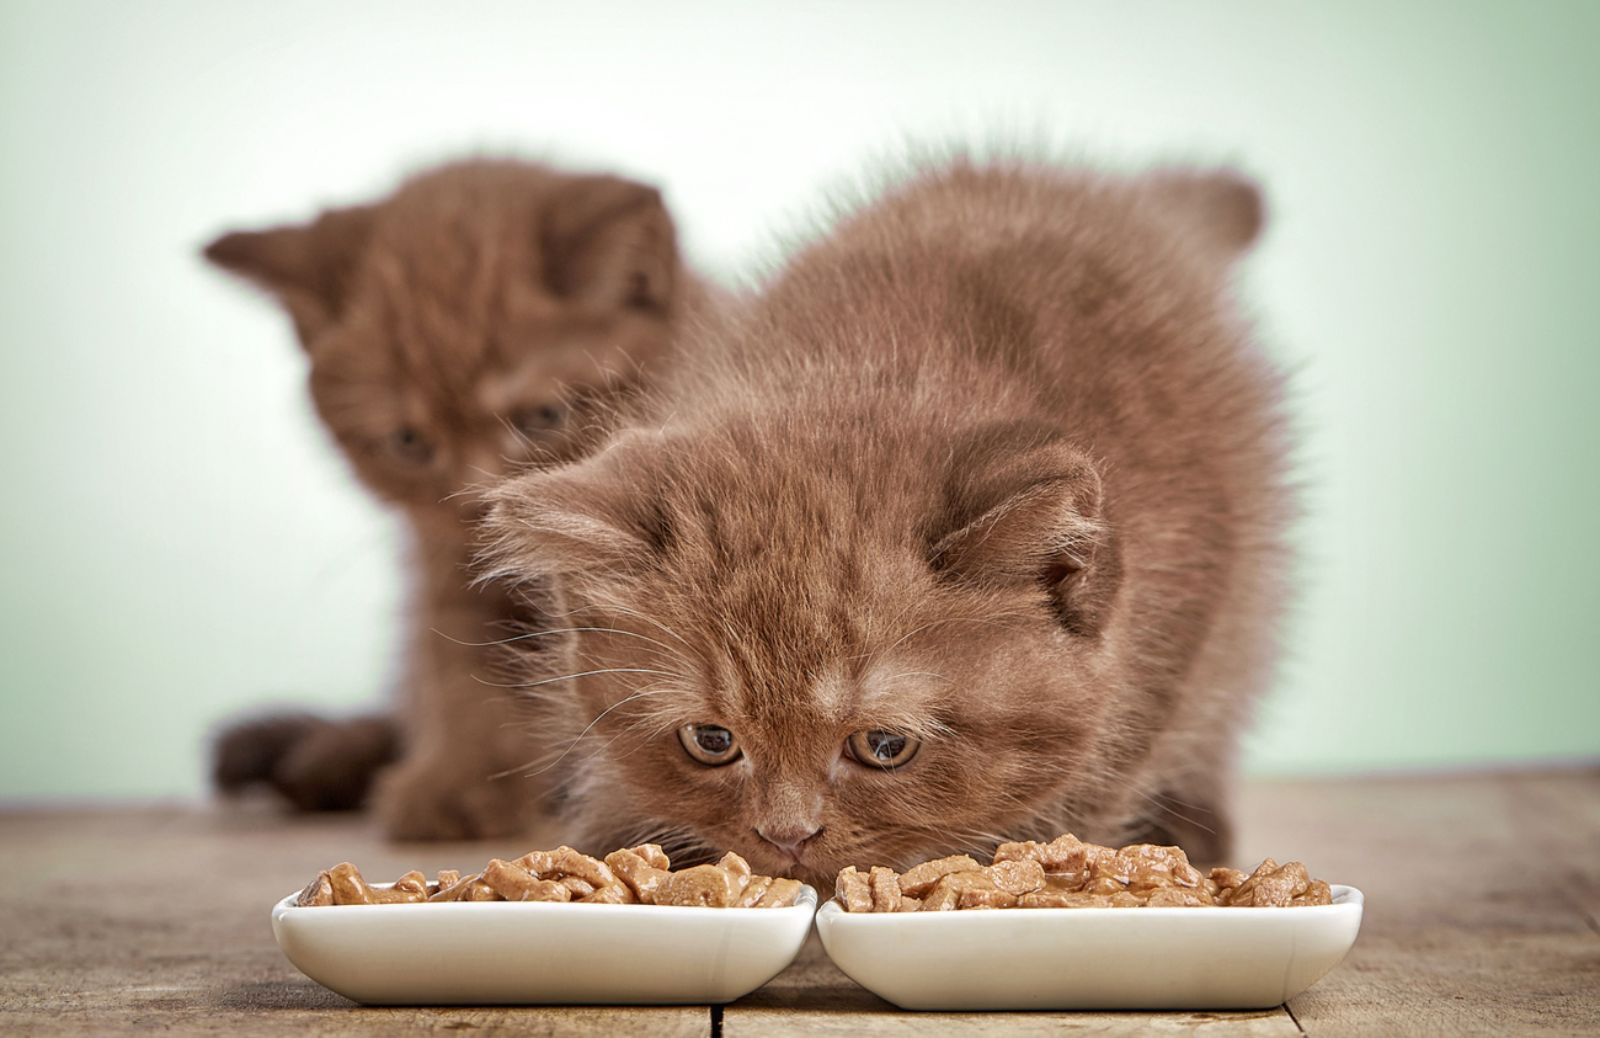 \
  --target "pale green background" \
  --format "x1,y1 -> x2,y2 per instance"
1,1 -> 1595,800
